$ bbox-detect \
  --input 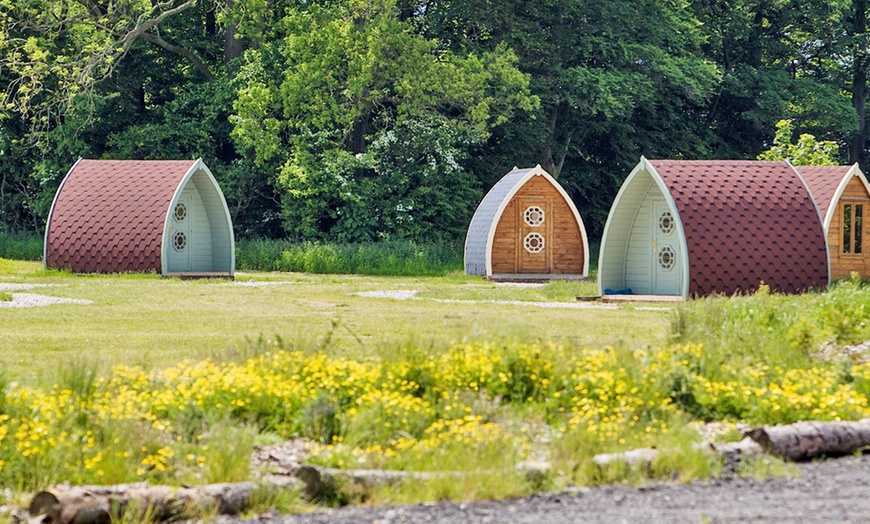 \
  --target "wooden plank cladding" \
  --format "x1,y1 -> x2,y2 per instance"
799,164 -> 870,281
829,176 -> 870,280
